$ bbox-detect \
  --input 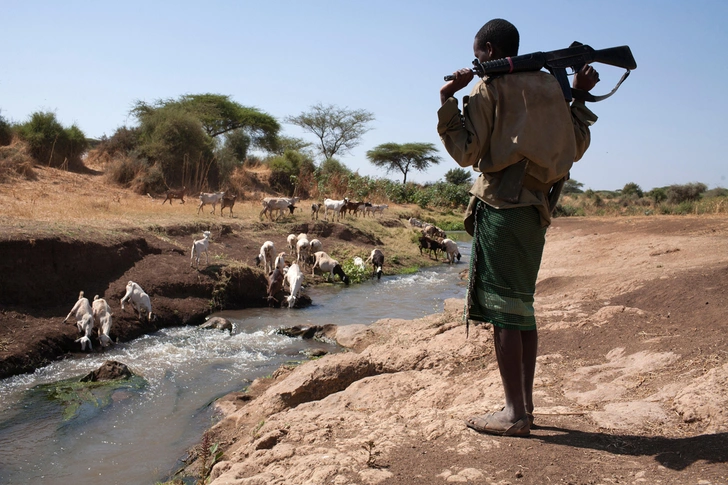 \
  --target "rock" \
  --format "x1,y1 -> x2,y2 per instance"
80,360 -> 134,382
